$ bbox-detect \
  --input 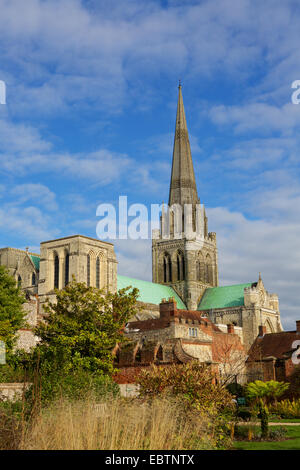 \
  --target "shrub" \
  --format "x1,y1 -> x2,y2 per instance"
268,427 -> 287,441
236,407 -> 252,421
0,402 -> 23,450
226,383 -> 245,397
26,368 -> 119,407
137,361 -> 234,415
270,399 -> 300,419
